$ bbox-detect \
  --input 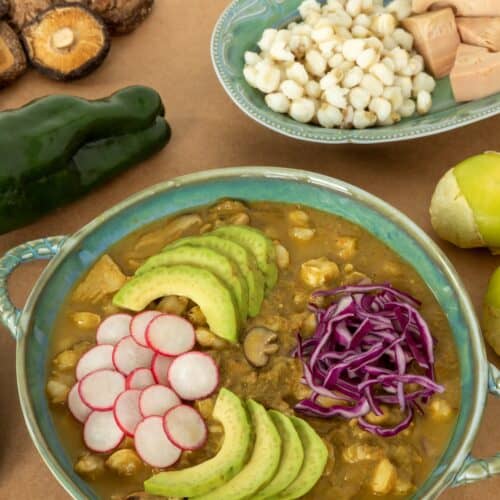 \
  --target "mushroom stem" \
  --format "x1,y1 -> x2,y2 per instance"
52,27 -> 75,50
